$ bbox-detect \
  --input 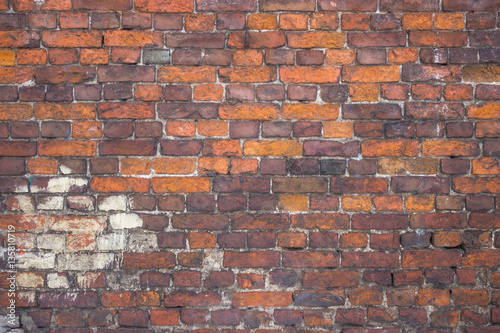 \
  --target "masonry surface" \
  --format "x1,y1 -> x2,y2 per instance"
0,0 -> 499,331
